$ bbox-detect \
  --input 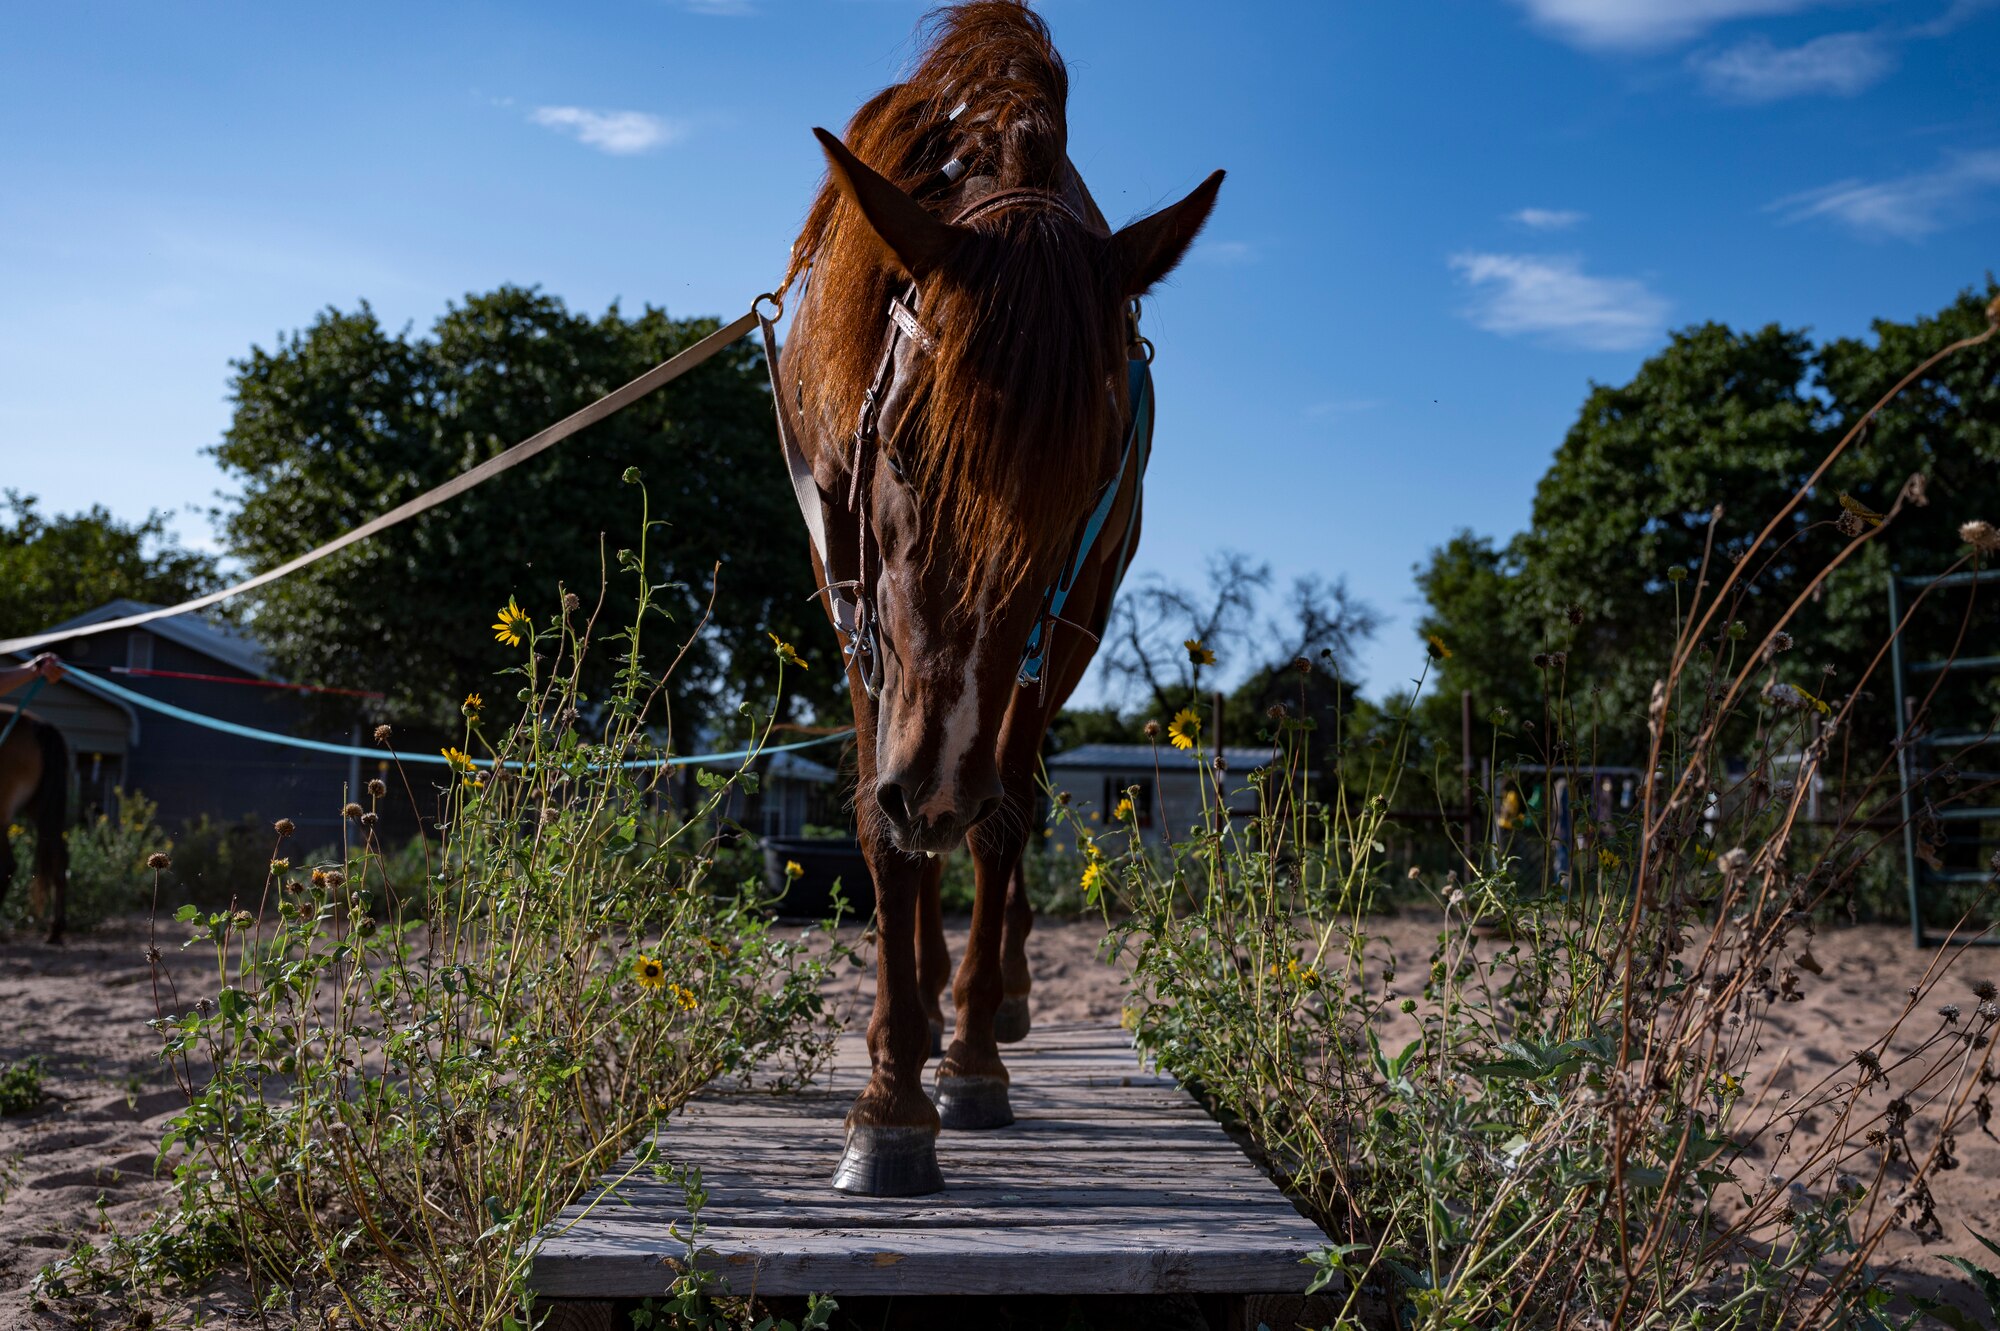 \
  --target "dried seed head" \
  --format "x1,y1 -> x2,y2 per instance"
373,724 -> 393,743
1961,520 -> 2000,553
273,818 -> 296,838
1291,656 -> 1312,676
367,778 -> 387,798
146,851 -> 170,870
360,811 -> 378,828
1566,601 -> 1585,626
1143,720 -> 1162,740
230,910 -> 254,931
342,802 -> 363,819
1974,979 -> 1998,1002
1266,702 -> 1288,720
